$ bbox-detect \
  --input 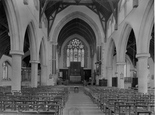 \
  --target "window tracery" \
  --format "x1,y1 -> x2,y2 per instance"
65,38 -> 86,67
